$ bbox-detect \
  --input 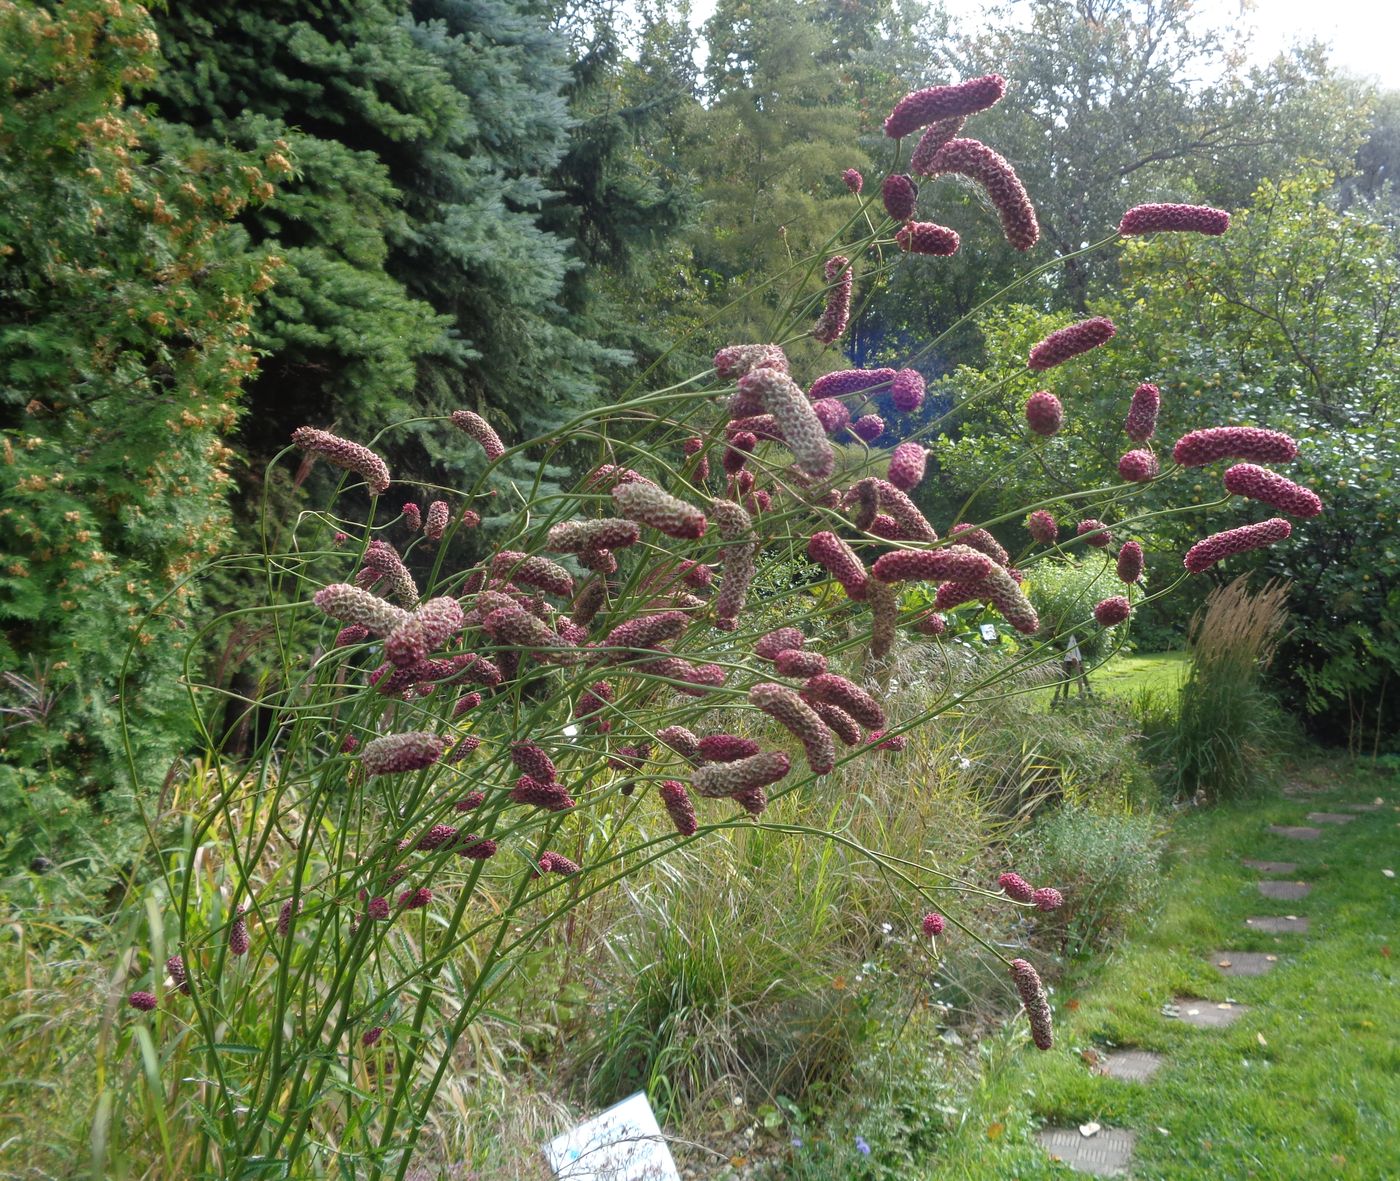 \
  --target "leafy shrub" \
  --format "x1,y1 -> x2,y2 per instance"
1012,804 -> 1164,958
